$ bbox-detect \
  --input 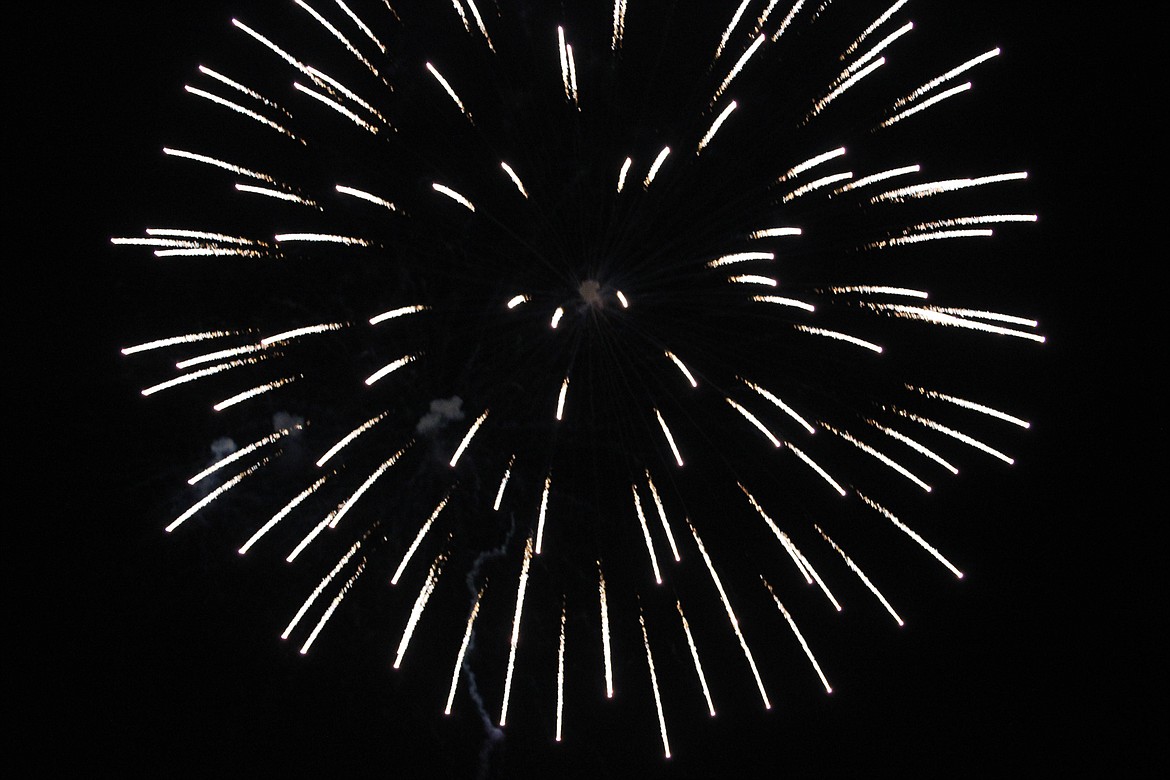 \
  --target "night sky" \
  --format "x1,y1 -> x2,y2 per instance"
19,2 -> 1147,777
